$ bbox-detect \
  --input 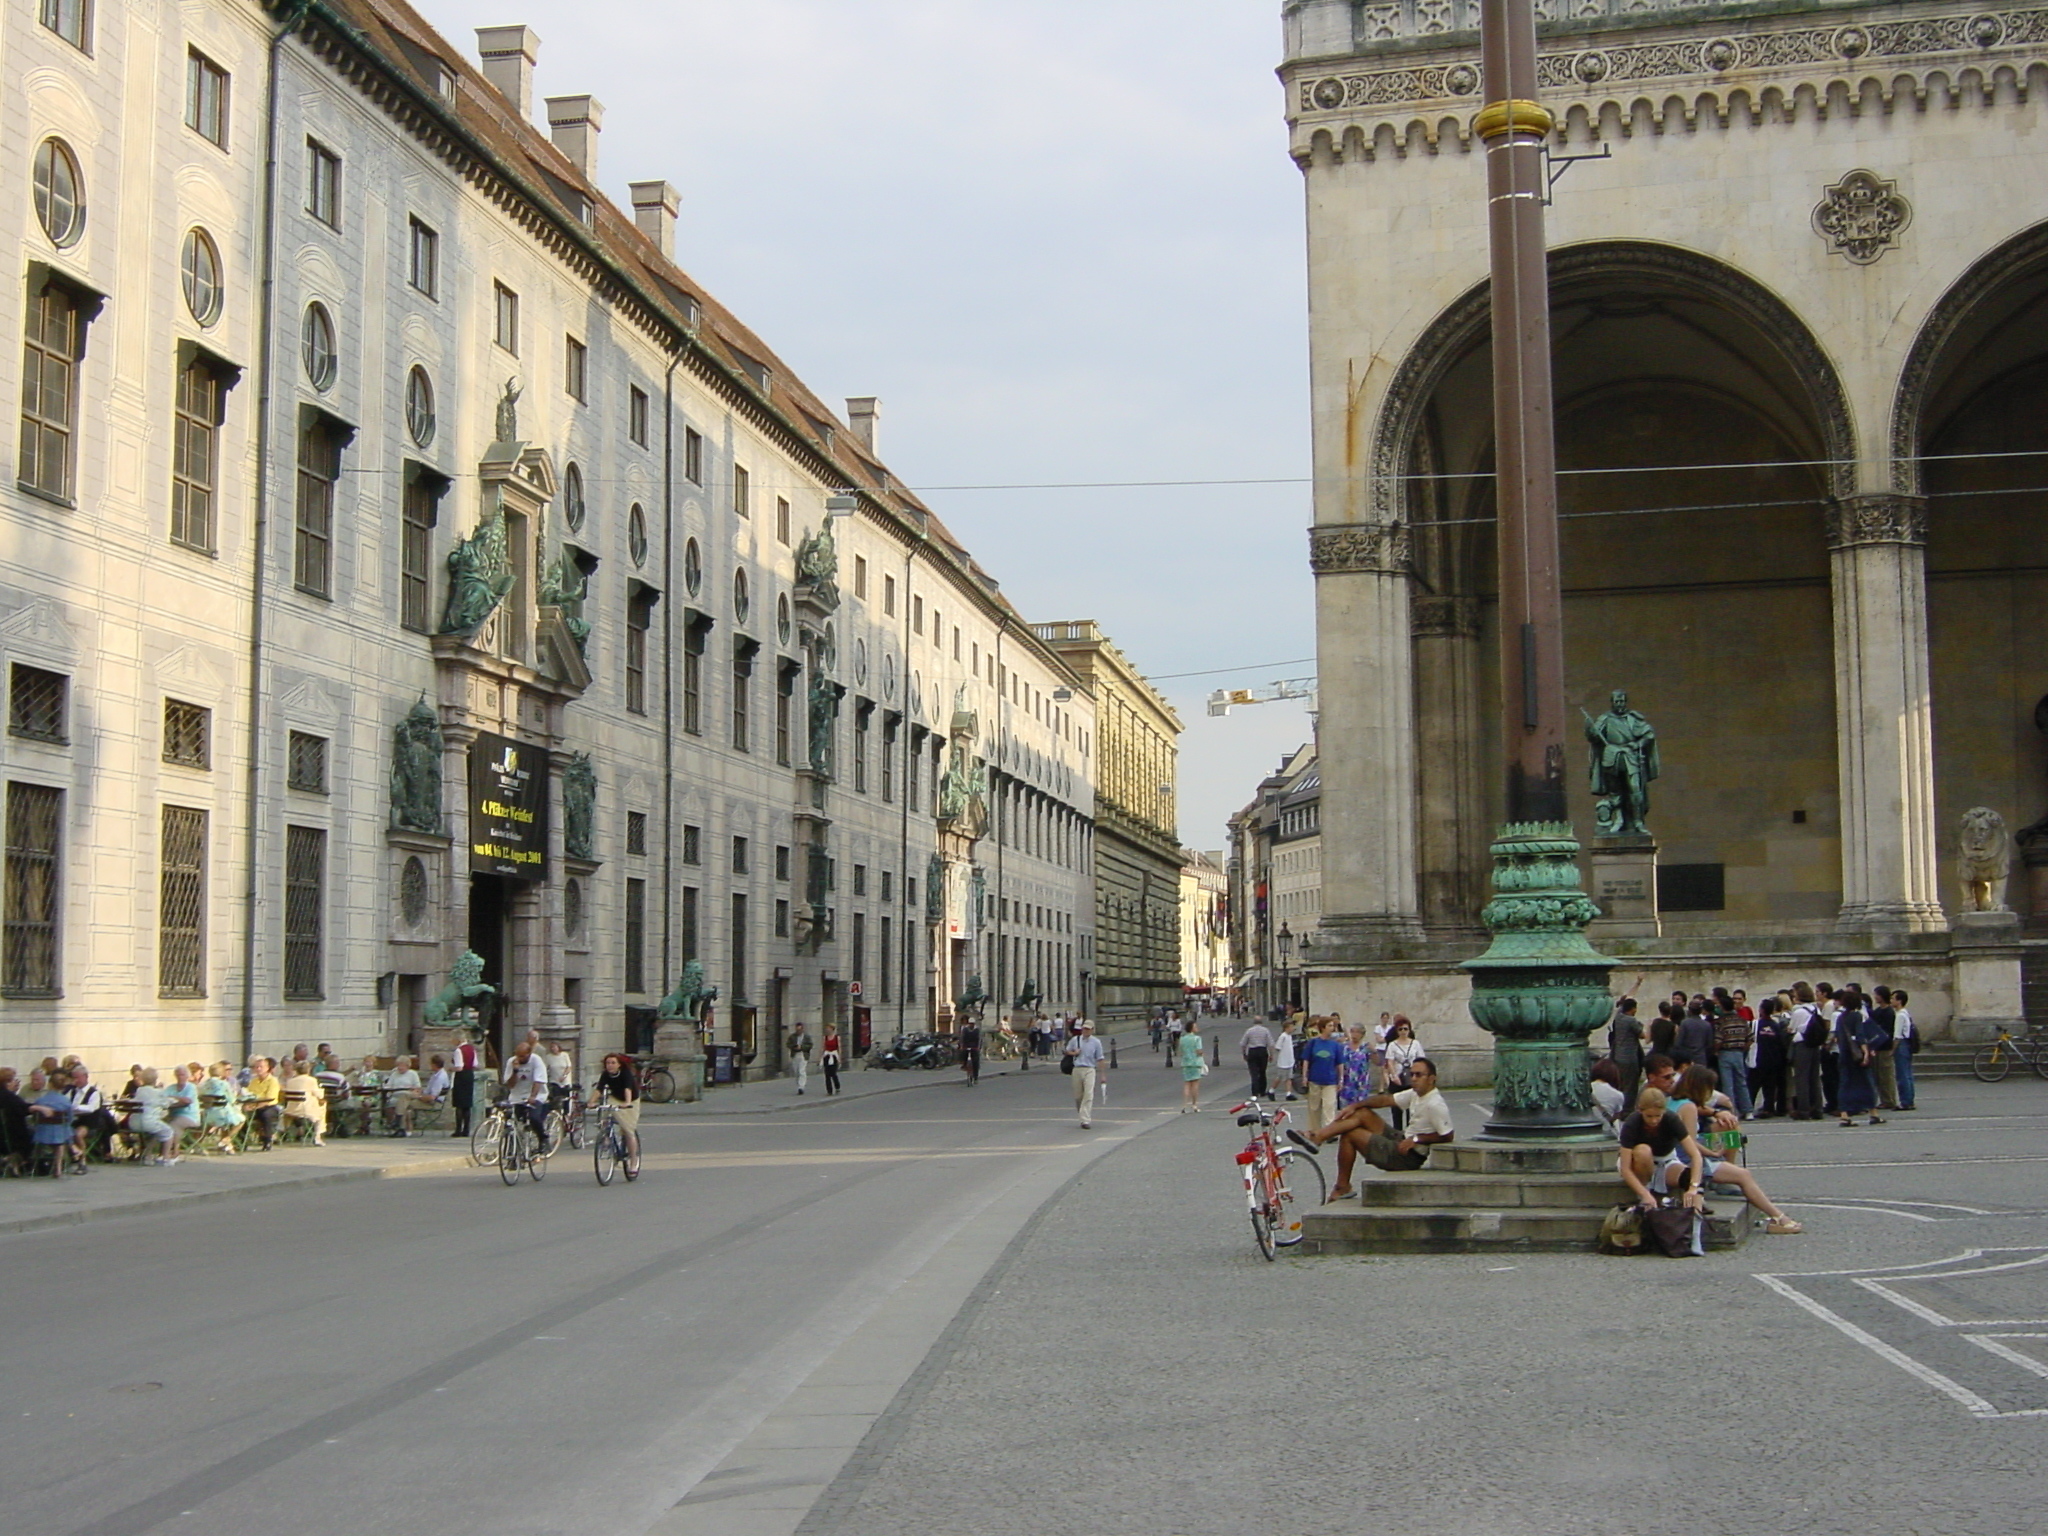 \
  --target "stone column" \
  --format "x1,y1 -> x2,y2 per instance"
1411,596 -> 1487,940
1310,524 -> 1424,958
1828,495 -> 1943,931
